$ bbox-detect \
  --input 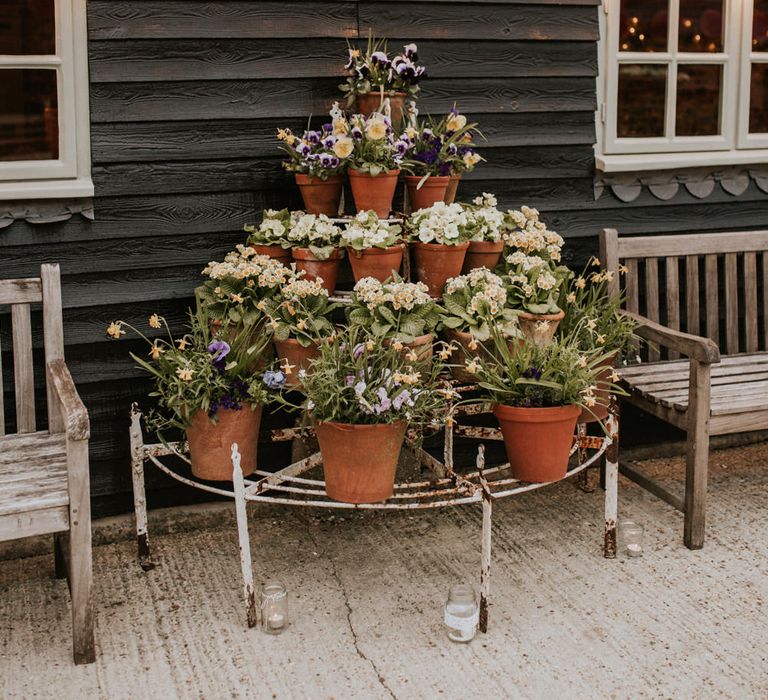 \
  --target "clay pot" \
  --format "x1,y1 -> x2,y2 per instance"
443,328 -> 489,384
186,405 -> 262,481
356,91 -> 407,129
462,240 -> 504,274
315,420 -> 407,503
516,309 -> 565,346
250,244 -> 292,267
274,338 -> 321,390
405,175 -> 450,212
348,244 -> 405,283
291,247 -> 341,293
493,404 -> 580,483
412,241 -> 470,298
348,168 -> 400,218
443,174 -> 461,204
578,353 -> 617,424
295,174 -> 342,216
